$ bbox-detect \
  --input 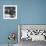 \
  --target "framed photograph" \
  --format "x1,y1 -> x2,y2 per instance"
3,5 -> 17,19
18,24 -> 46,41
